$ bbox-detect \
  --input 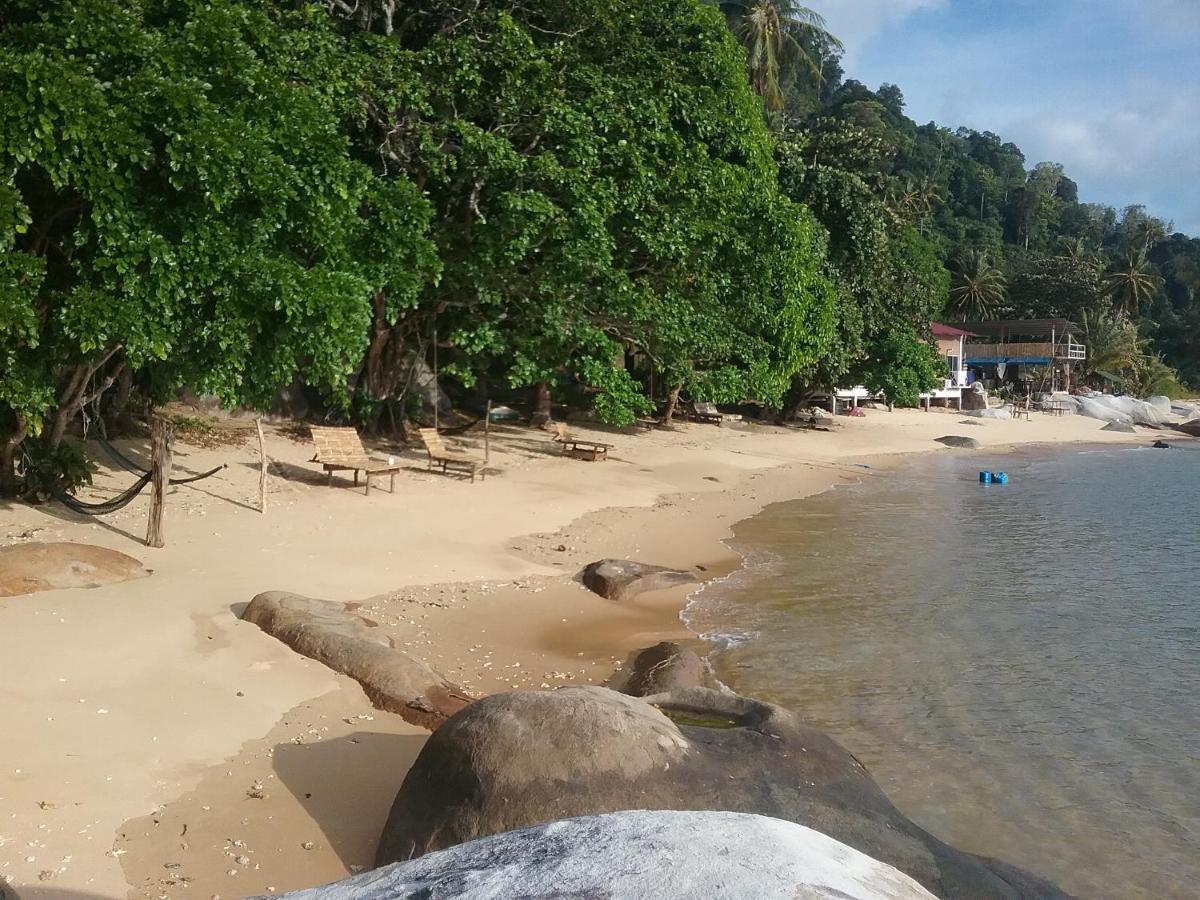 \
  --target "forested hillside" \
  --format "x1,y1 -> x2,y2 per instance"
1,0 -> 1195,494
